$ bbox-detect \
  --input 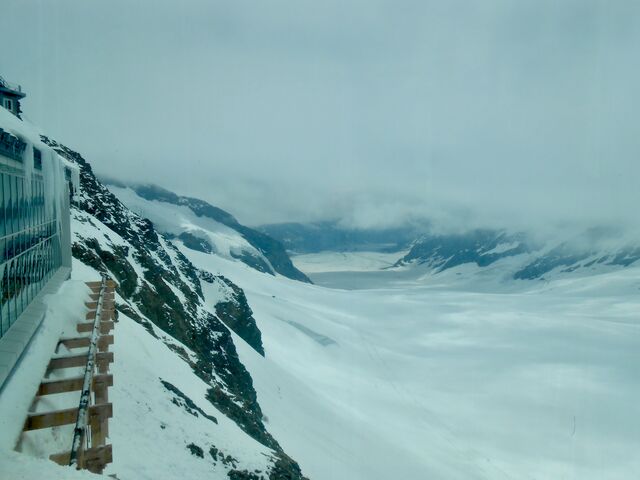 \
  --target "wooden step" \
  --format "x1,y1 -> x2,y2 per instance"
50,444 -> 113,473
59,335 -> 113,351
47,351 -> 113,372
37,374 -> 113,396
77,321 -> 114,334
24,403 -> 112,431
